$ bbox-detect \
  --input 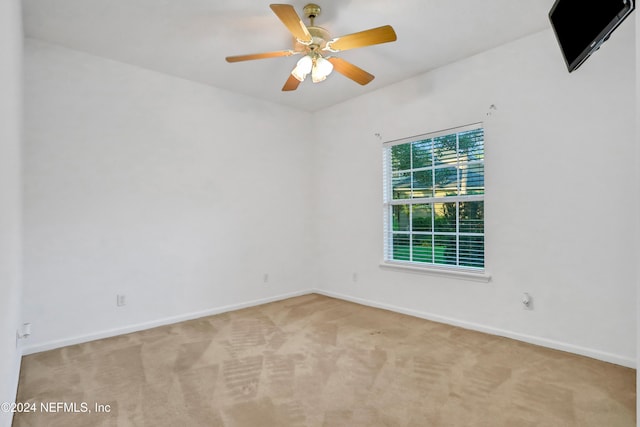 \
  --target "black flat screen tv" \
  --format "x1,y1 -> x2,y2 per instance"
549,0 -> 635,72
